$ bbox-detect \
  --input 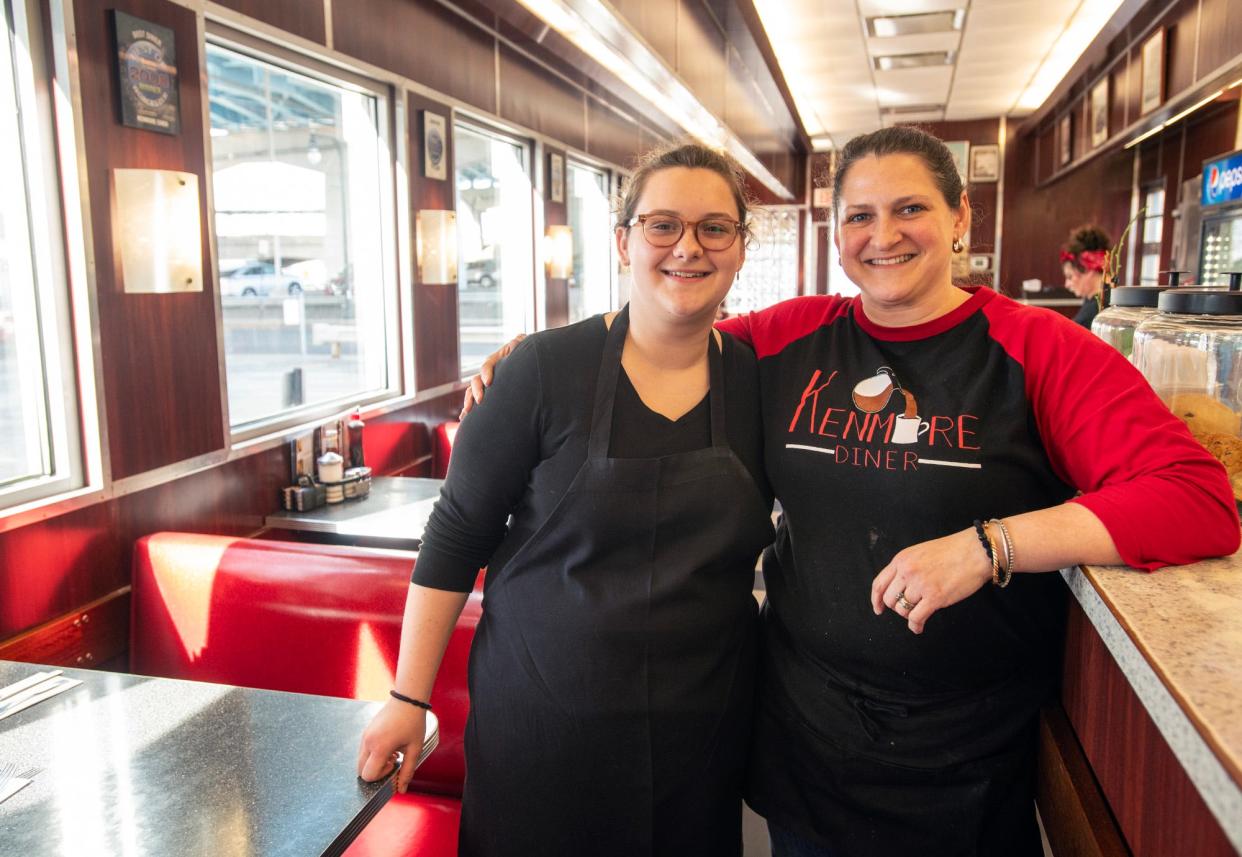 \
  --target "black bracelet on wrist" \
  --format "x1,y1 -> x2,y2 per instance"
390,690 -> 433,711
972,519 -> 993,560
